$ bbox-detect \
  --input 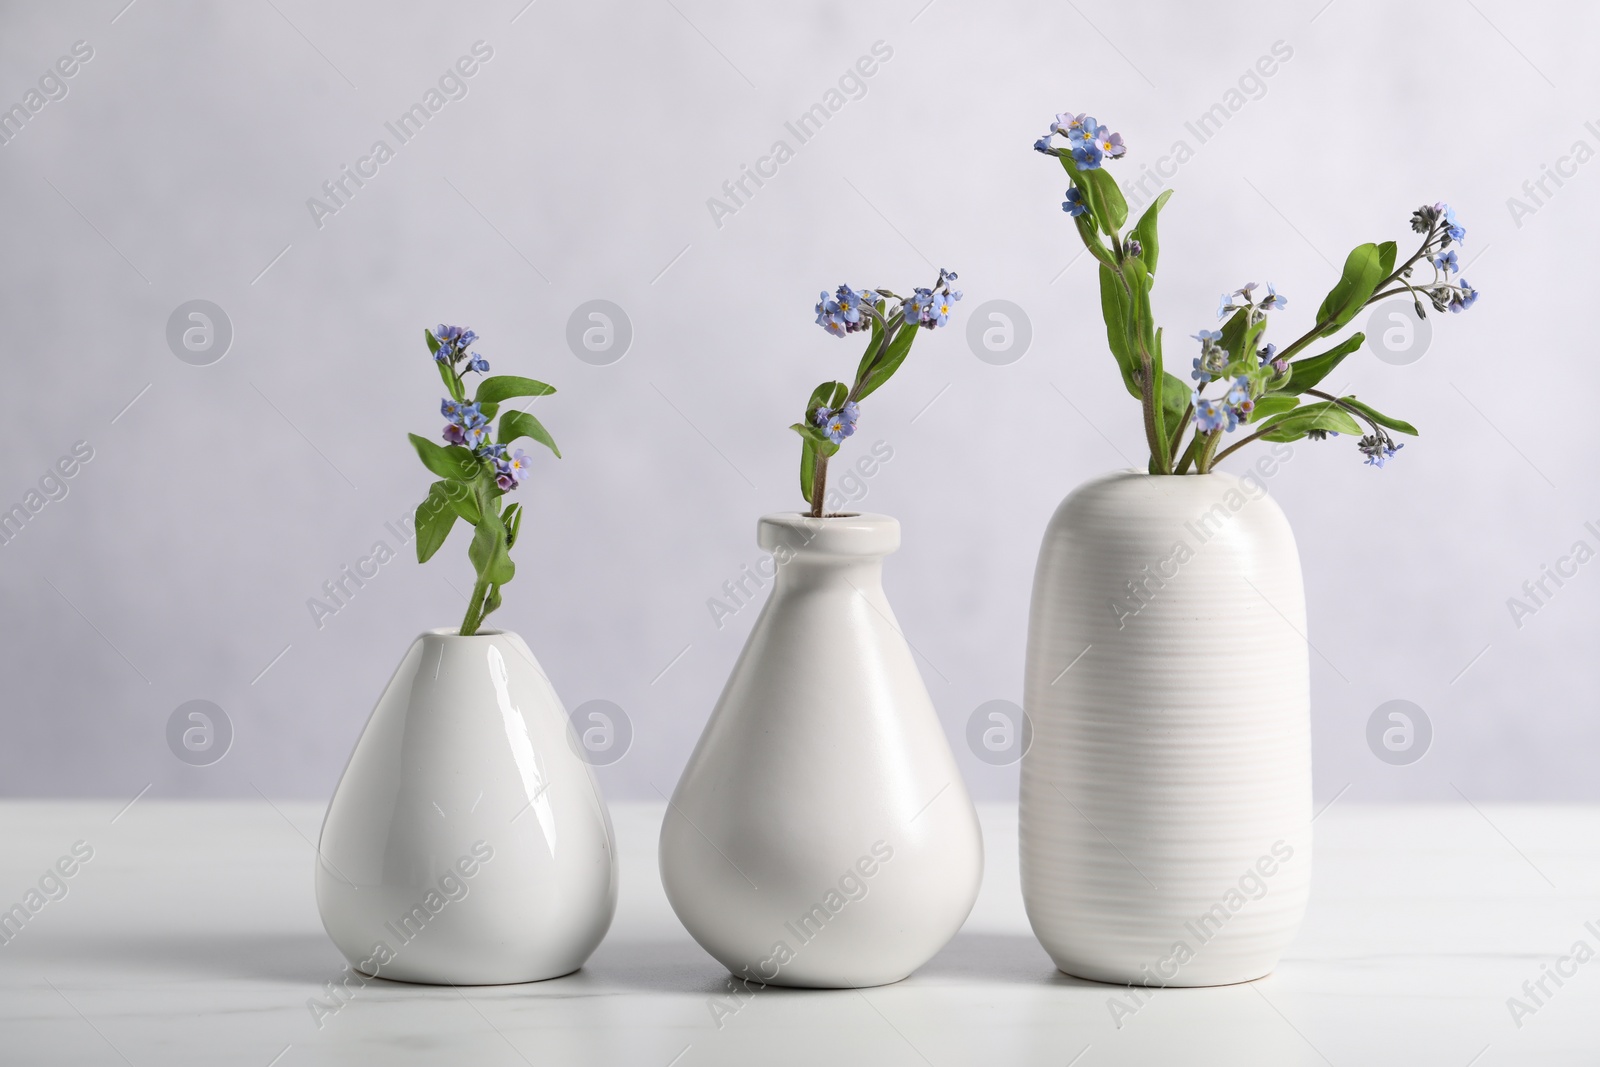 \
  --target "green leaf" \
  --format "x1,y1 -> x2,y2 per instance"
424,328 -> 440,356
414,482 -> 459,563
1257,400 -> 1363,442
1060,153 -> 1128,235
1123,258 -> 1157,357
854,305 -> 888,385
482,584 -> 502,618
473,375 -> 557,405
1315,243 -> 1388,336
1097,264 -> 1141,399
468,502 -> 514,586
1129,189 -> 1173,275
408,433 -> 479,482
1216,307 -> 1252,366
1160,369 -> 1189,426
435,359 -> 463,401
1121,258 -> 1165,453
798,382 -> 846,506
441,479 -> 480,524
856,321 -> 918,401
499,410 -> 561,458
1247,396 -> 1300,423
1339,396 -> 1419,436
790,421 -> 840,455
1075,212 -> 1117,269
1272,333 -> 1364,395
805,381 -> 848,420
502,502 -> 523,548
799,439 -> 817,505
